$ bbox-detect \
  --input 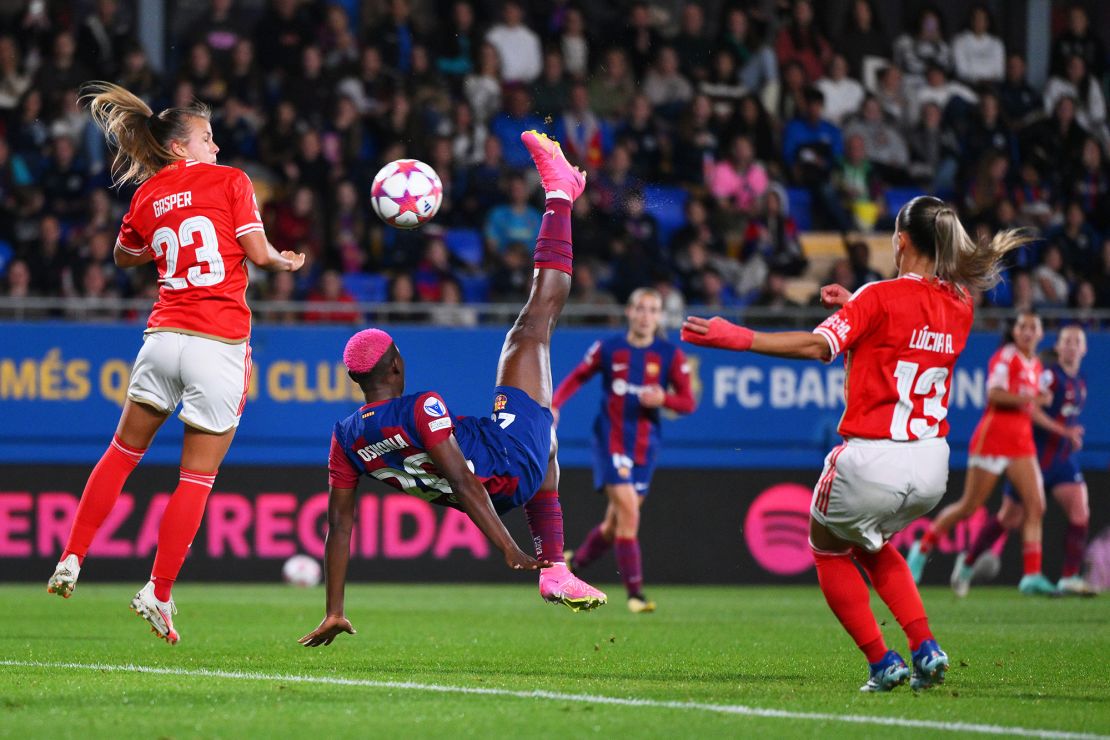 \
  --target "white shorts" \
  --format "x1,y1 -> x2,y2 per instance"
128,331 -> 252,434
811,437 -> 950,552
967,454 -> 1010,475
